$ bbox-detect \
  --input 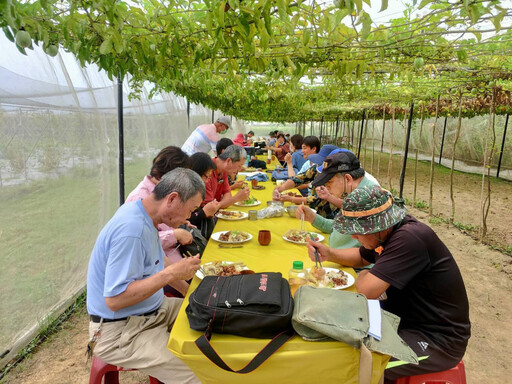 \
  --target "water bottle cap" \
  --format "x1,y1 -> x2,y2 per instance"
293,261 -> 304,270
